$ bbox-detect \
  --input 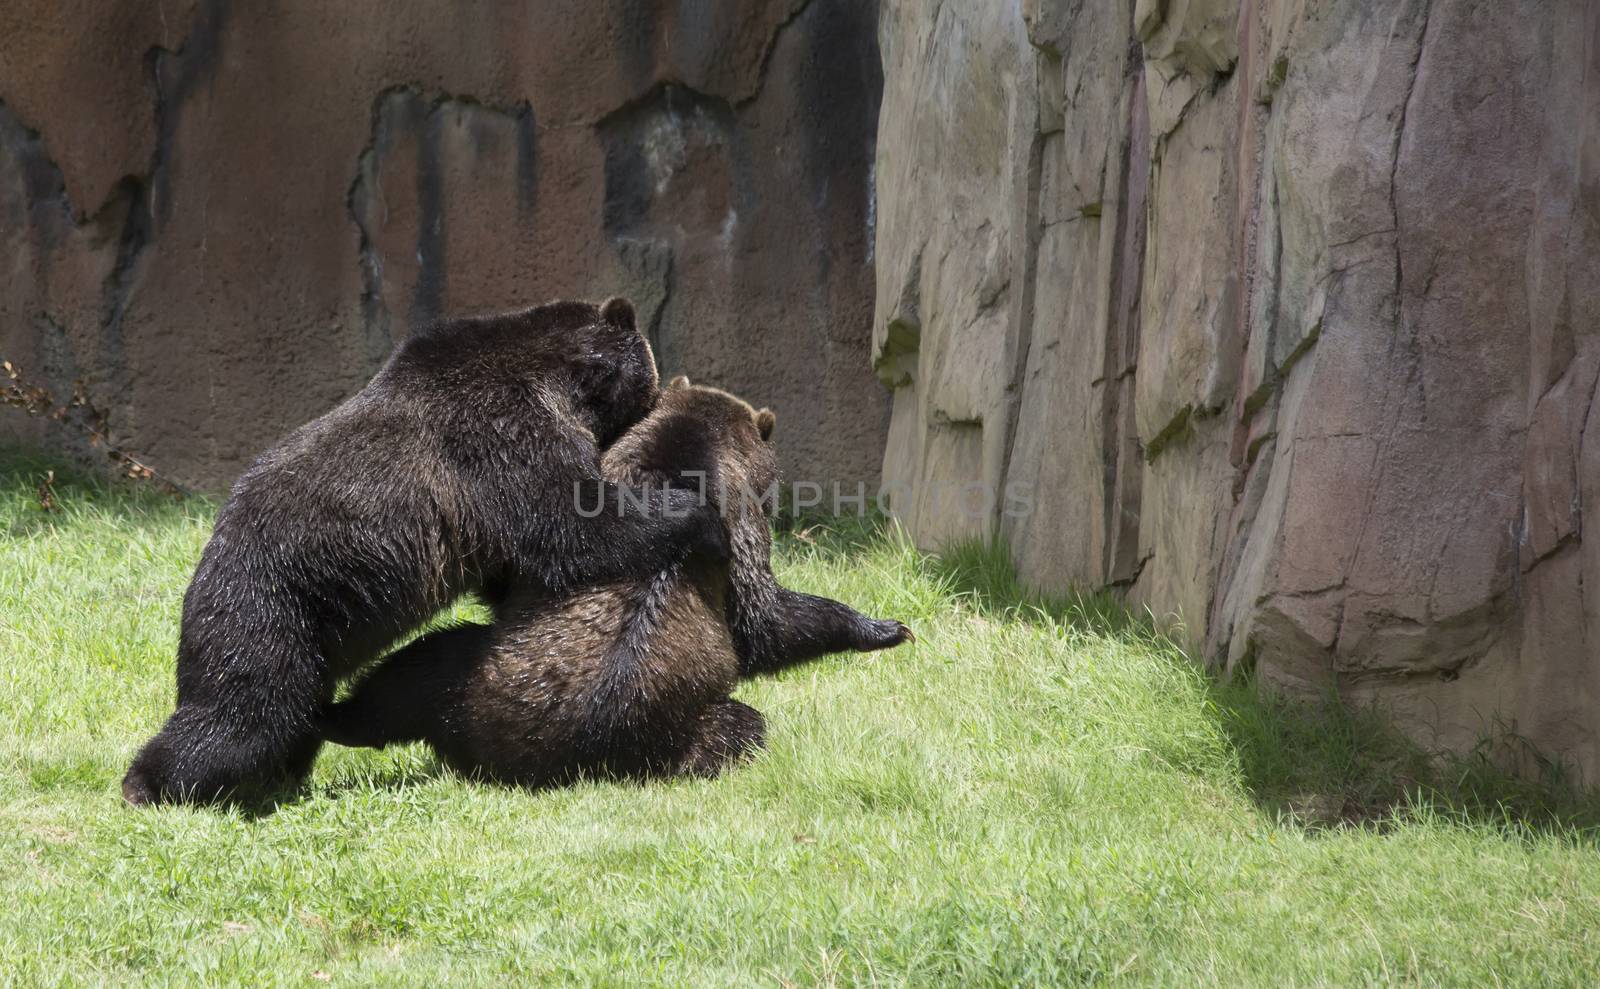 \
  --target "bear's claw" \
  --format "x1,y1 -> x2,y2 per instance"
861,617 -> 915,650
